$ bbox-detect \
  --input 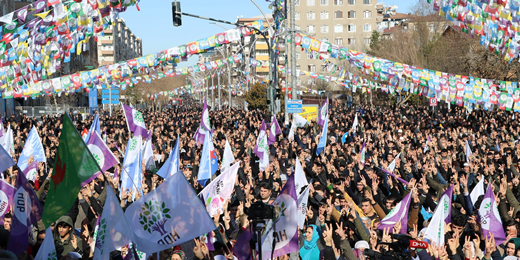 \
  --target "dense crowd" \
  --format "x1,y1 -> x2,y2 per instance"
1,99 -> 520,260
